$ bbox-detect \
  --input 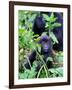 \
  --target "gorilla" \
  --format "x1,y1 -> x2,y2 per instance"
24,34 -> 53,70
32,15 -> 45,36
33,12 -> 63,51
52,13 -> 63,51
